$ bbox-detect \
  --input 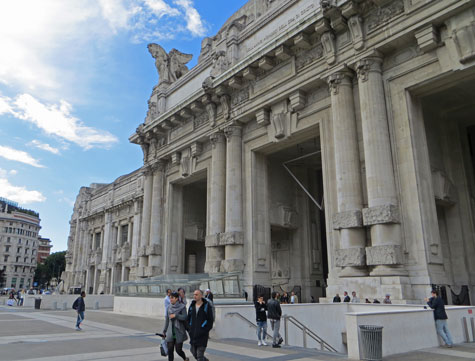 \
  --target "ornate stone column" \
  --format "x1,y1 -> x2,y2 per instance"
205,132 -> 226,273
356,53 -> 405,276
130,200 -> 141,279
148,160 -> 167,274
222,125 -> 244,272
139,166 -> 153,272
328,70 -> 368,277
